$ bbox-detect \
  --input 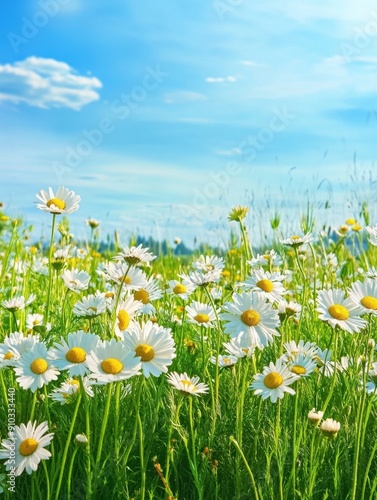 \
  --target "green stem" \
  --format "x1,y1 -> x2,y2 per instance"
54,390 -> 82,500
42,460 -> 51,500
230,436 -> 259,500
67,447 -> 79,500
136,383 -> 146,500
79,377 -> 92,499
45,213 -> 57,323
30,392 -> 38,421
95,382 -> 113,470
